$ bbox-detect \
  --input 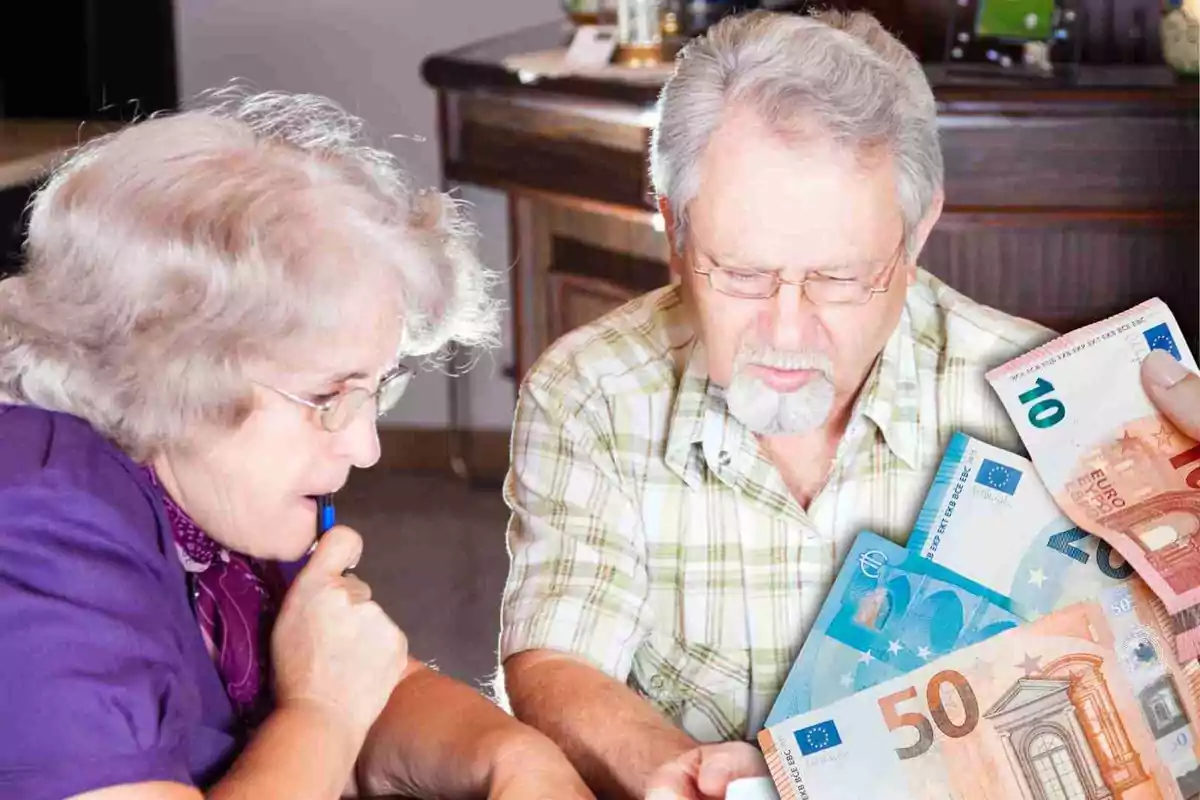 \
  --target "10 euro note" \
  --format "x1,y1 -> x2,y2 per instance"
986,298 -> 1200,659
910,431 -> 1135,620
764,531 -> 1021,727
759,581 -> 1200,800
